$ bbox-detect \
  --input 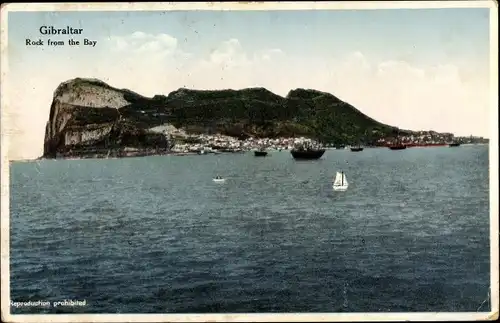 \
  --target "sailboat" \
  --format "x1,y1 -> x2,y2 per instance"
332,171 -> 349,191
213,176 -> 225,183
388,129 -> 407,150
